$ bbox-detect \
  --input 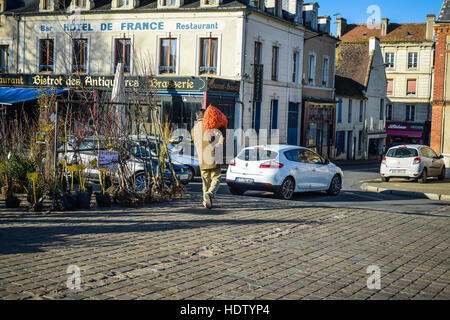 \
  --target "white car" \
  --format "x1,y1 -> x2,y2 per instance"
380,145 -> 446,183
226,145 -> 344,200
